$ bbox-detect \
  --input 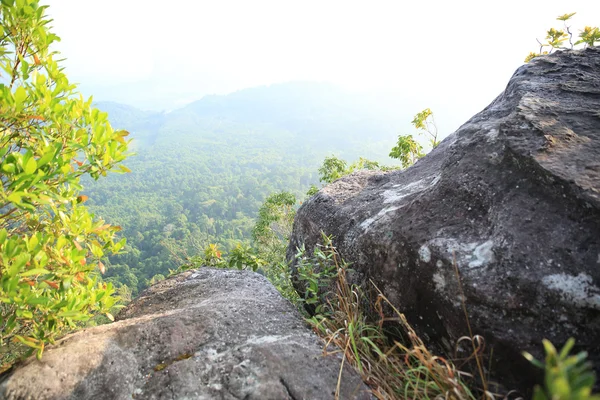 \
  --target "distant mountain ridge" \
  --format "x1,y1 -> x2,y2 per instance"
96,81 -> 412,157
